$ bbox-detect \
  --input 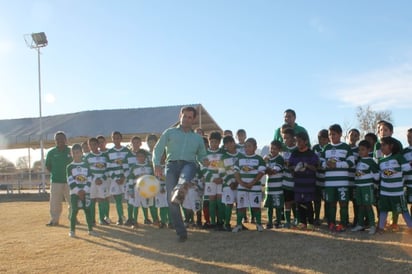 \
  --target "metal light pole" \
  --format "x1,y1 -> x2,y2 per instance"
25,32 -> 48,193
